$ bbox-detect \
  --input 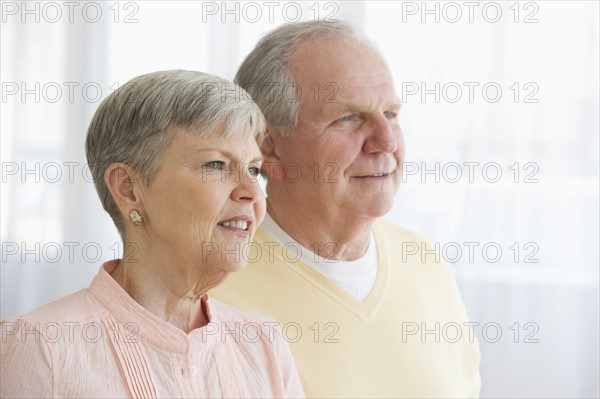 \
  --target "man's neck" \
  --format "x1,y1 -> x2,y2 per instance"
265,194 -> 374,261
